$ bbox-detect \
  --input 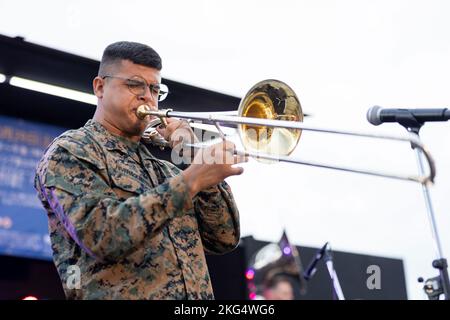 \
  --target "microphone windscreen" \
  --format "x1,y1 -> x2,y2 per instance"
367,105 -> 382,125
